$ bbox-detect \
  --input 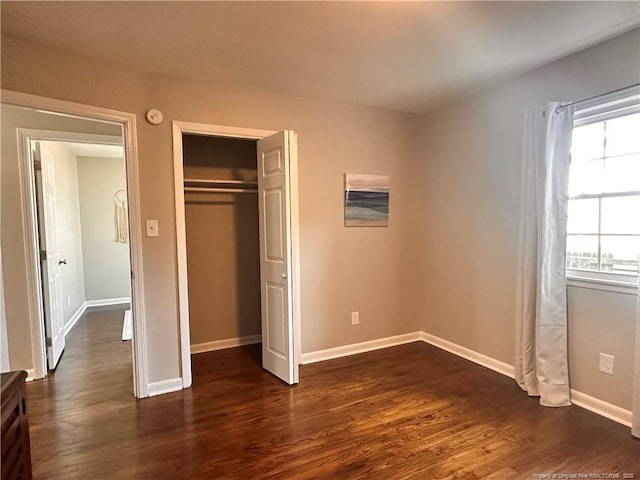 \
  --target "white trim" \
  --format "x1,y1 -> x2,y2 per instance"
0,249 -> 9,373
63,302 -> 87,337
567,275 -> 639,296
288,132 -> 302,375
574,84 -> 640,127
62,298 -> 131,343
147,378 -> 183,397
173,120 -> 275,140
301,332 -> 423,365
190,334 -> 262,354
13,129 -> 122,147
25,369 -> 35,382
171,122 -> 191,389
2,89 -> 148,398
421,332 -> 516,379
301,331 -> 634,429
85,297 -> 131,308
571,389 -> 632,427
421,333 -> 632,428
172,121 -> 284,391
16,127 -> 47,380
